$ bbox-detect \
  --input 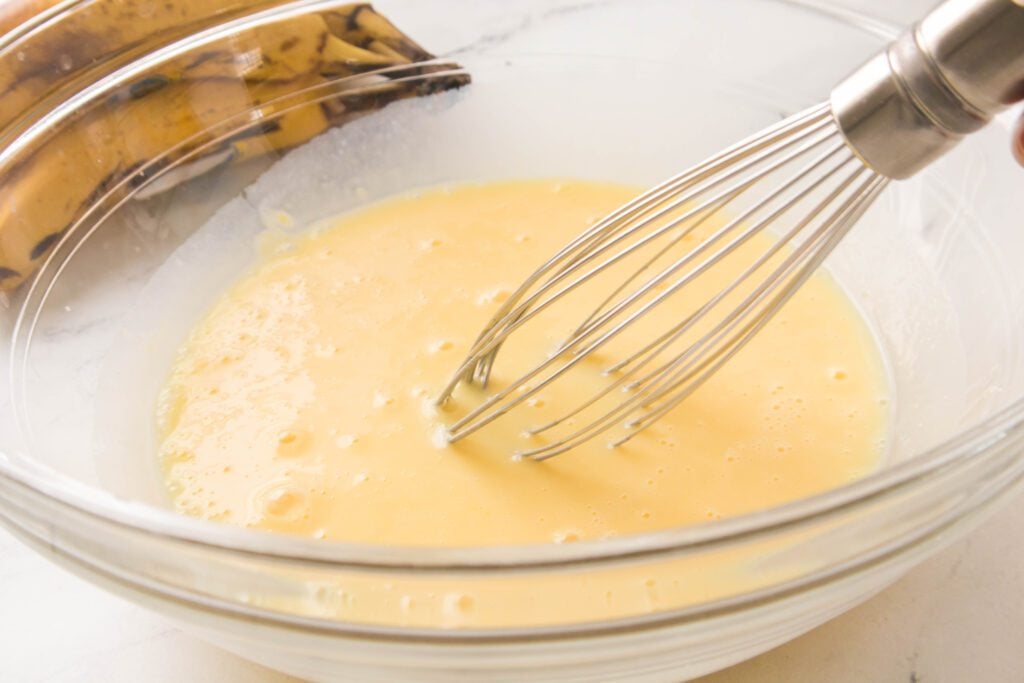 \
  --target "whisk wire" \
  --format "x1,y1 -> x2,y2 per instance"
447,140 -> 854,441
612,158 -> 870,388
436,105 -> 835,403
555,140 -> 851,354
616,175 -> 889,443
440,105 -> 891,458
443,118 -> 840,404
521,173 -> 888,461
